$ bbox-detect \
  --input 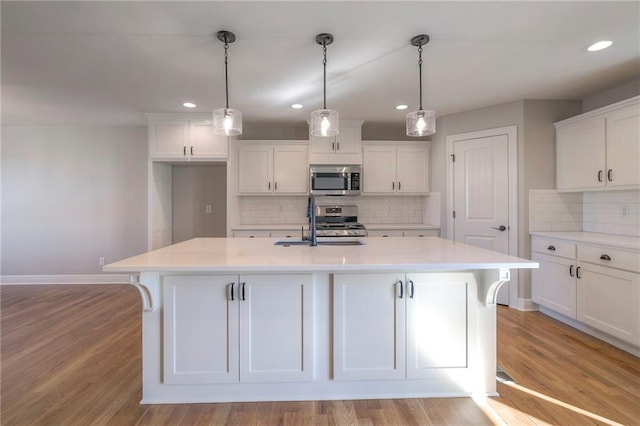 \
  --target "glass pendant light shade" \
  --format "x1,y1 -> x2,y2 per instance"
213,107 -> 242,136
406,109 -> 436,137
310,108 -> 339,137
